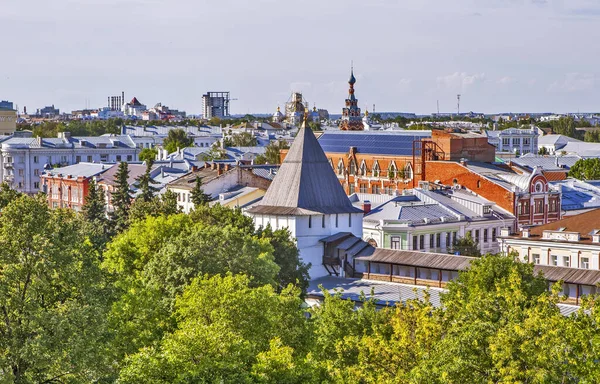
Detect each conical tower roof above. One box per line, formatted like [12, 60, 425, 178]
[248, 119, 362, 216]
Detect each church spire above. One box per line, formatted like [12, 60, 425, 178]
[339, 64, 364, 131]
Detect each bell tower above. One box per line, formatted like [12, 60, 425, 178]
[339, 65, 364, 131]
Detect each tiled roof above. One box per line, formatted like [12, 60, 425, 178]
[318, 130, 431, 156]
[167, 167, 225, 190]
[514, 208, 600, 244]
[248, 122, 363, 216]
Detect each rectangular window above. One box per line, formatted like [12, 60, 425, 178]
[348, 214, 352, 227]
[33, 182, 39, 189]
[34, 169, 39, 176]
[359, 184, 368, 193]
[429, 234, 434, 249]
[446, 232, 451, 248]
[551, 255, 558, 266]
[502, 138, 510, 146]
[452, 232, 457, 245]
[116, 155, 122, 162]
[436, 233, 441, 248]
[100, 154, 108, 162]
[127, 155, 133, 161]
[391, 236, 400, 250]
[492, 228, 497, 241]
[322, 215, 325, 228]
[87, 155, 93, 162]
[532, 253, 540, 264]
[475, 230, 480, 243]
[335, 214, 338, 228]
[33, 156, 39, 163]
[581, 257, 590, 269]
[563, 256, 570, 267]
[412, 235, 418, 250]
[349, 184, 355, 194]
[523, 137, 530, 145]
[419, 235, 424, 250]
[483, 206, 491, 215]
[18, 169, 23, 176]
[308, 216, 312, 228]
[372, 184, 380, 194]
[483, 229, 488, 242]
[75, 155, 81, 163]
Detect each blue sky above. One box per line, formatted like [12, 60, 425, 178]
[1, 0, 600, 115]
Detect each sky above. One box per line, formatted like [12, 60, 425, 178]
[1, 0, 600, 115]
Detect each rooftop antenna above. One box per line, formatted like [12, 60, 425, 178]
[373, 103, 375, 113]
[457, 94, 461, 115]
[437, 99, 440, 115]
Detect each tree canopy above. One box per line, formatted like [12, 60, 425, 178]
[163, 128, 194, 154]
[568, 158, 600, 180]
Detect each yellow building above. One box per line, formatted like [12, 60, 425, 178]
[0, 108, 17, 135]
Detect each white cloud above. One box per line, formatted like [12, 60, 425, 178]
[548, 72, 596, 92]
[497, 76, 515, 85]
[436, 72, 486, 91]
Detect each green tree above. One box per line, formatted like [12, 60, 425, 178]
[538, 146, 549, 155]
[136, 161, 159, 203]
[128, 190, 181, 223]
[82, 179, 109, 247]
[110, 162, 133, 233]
[449, 231, 481, 256]
[552, 116, 577, 138]
[0, 182, 21, 210]
[568, 158, 600, 180]
[190, 176, 212, 207]
[163, 129, 193, 154]
[0, 195, 112, 382]
[228, 132, 257, 147]
[139, 147, 158, 163]
[118, 274, 309, 384]
[254, 140, 290, 165]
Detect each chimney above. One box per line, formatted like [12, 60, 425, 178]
[211, 162, 217, 170]
[522, 227, 530, 238]
[225, 163, 231, 171]
[363, 200, 371, 214]
[217, 164, 223, 176]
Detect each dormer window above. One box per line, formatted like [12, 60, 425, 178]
[372, 161, 380, 177]
[360, 161, 367, 176]
[349, 160, 357, 175]
[388, 162, 397, 179]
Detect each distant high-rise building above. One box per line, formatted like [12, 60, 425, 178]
[108, 92, 125, 111]
[339, 67, 364, 131]
[284, 92, 307, 125]
[202, 92, 230, 119]
[0, 100, 14, 110]
[36, 105, 60, 117]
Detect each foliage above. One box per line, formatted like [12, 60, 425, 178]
[110, 162, 133, 233]
[254, 140, 290, 165]
[308, 121, 321, 131]
[190, 176, 213, 207]
[128, 190, 181, 223]
[81, 179, 109, 247]
[0, 195, 112, 382]
[224, 132, 258, 147]
[139, 147, 158, 163]
[538, 146, 549, 155]
[449, 231, 481, 256]
[551, 116, 577, 138]
[135, 161, 159, 202]
[0, 182, 21, 210]
[569, 158, 600, 180]
[584, 129, 600, 143]
[202, 143, 227, 160]
[118, 274, 309, 383]
[163, 128, 194, 154]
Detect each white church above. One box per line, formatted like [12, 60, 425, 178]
[246, 117, 371, 278]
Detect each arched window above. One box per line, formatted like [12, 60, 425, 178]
[337, 159, 344, 175]
[360, 161, 367, 176]
[349, 160, 357, 175]
[477, 180, 482, 188]
[404, 163, 413, 180]
[372, 161, 380, 177]
[388, 162, 397, 179]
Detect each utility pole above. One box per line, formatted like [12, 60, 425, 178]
[457, 94, 461, 116]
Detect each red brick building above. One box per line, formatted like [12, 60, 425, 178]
[41, 163, 109, 211]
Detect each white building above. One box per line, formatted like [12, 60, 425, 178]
[485, 126, 539, 155]
[356, 186, 514, 255]
[538, 134, 581, 155]
[0, 131, 147, 194]
[246, 119, 364, 278]
[122, 97, 147, 117]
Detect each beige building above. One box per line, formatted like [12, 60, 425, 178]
[0, 108, 17, 135]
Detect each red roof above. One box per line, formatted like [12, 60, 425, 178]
[130, 97, 142, 106]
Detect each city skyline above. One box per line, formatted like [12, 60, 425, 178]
[2, 0, 600, 115]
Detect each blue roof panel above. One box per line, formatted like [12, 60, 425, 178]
[318, 131, 431, 156]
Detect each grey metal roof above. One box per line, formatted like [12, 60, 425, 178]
[307, 276, 581, 316]
[307, 276, 444, 307]
[318, 130, 431, 156]
[511, 155, 580, 171]
[356, 249, 476, 271]
[247, 123, 363, 216]
[43, 162, 110, 178]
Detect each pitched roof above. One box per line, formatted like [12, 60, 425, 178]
[318, 130, 431, 156]
[520, 207, 600, 244]
[247, 121, 363, 215]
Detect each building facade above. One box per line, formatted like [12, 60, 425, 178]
[41, 163, 109, 211]
[485, 127, 539, 155]
[0, 107, 17, 135]
[202, 92, 230, 119]
[0, 132, 142, 194]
